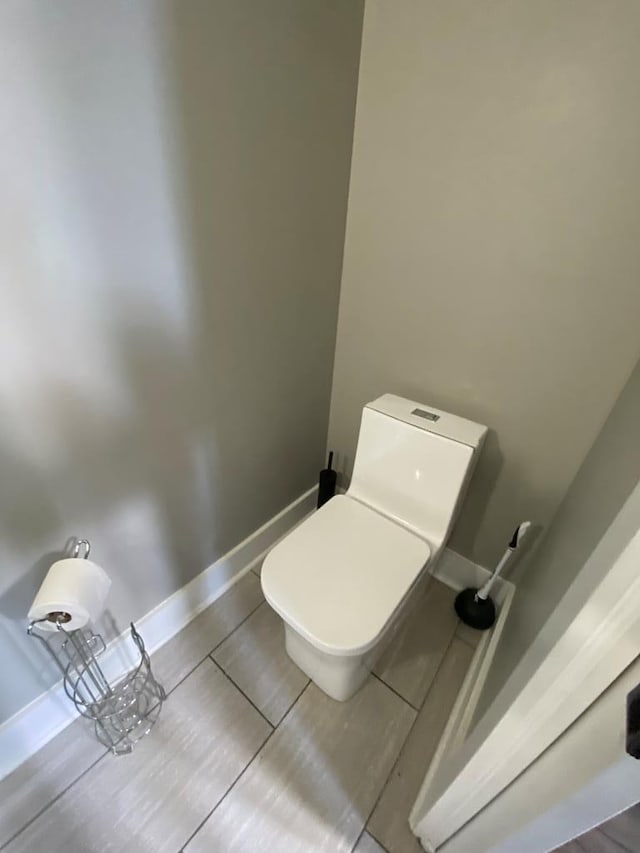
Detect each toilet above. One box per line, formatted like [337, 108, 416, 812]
[261, 394, 487, 701]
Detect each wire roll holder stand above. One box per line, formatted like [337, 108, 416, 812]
[27, 538, 166, 755]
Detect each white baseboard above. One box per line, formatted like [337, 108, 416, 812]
[431, 547, 492, 591]
[429, 548, 516, 754]
[410, 552, 516, 845]
[0, 485, 318, 782]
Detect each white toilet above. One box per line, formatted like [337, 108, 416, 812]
[261, 394, 487, 701]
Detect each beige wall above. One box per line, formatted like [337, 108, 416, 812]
[0, 0, 363, 724]
[328, 0, 640, 567]
[475, 355, 640, 721]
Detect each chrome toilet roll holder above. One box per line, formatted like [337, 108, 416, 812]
[27, 538, 166, 755]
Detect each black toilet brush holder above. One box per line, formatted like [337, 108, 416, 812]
[455, 521, 532, 631]
[454, 588, 497, 630]
[317, 451, 337, 509]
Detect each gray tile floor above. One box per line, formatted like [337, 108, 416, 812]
[0, 565, 479, 853]
[554, 803, 640, 852]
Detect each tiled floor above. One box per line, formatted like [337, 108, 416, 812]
[554, 803, 640, 852]
[0, 565, 479, 853]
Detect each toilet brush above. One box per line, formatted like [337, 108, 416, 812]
[454, 521, 532, 630]
[317, 451, 337, 509]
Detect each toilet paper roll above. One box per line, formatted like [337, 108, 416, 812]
[28, 558, 112, 632]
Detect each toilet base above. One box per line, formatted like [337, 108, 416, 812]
[280, 564, 435, 702]
[284, 625, 372, 701]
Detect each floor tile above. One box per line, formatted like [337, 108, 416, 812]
[368, 638, 474, 853]
[186, 677, 416, 853]
[556, 829, 631, 852]
[374, 579, 459, 708]
[354, 831, 388, 853]
[213, 602, 308, 725]
[552, 802, 640, 852]
[454, 619, 483, 649]
[580, 830, 631, 852]
[151, 571, 264, 692]
[4, 659, 271, 853]
[0, 716, 105, 848]
[598, 804, 640, 851]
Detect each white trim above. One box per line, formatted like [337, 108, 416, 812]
[0, 486, 318, 782]
[441, 655, 640, 852]
[449, 581, 514, 750]
[412, 478, 640, 851]
[410, 554, 516, 841]
[431, 547, 493, 592]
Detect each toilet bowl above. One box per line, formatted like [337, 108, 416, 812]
[261, 394, 487, 701]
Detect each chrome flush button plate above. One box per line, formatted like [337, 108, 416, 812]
[412, 408, 440, 422]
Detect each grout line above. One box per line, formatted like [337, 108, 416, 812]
[5, 649, 266, 853]
[417, 624, 461, 713]
[211, 657, 275, 730]
[180, 679, 313, 851]
[454, 621, 482, 650]
[162, 598, 266, 699]
[370, 672, 420, 713]
[351, 827, 392, 853]
[180, 728, 277, 851]
[416, 631, 458, 713]
[366, 829, 392, 853]
[0, 745, 108, 851]
[6, 650, 272, 853]
[3, 652, 222, 851]
[455, 635, 481, 651]
[359, 633, 459, 850]
[351, 829, 366, 852]
[2, 593, 268, 851]
[278, 678, 312, 726]
[209, 599, 266, 657]
[350, 824, 391, 853]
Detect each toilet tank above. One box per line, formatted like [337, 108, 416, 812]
[347, 395, 487, 550]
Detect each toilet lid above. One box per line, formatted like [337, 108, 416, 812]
[261, 495, 431, 656]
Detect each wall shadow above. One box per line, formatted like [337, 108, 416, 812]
[0, 1, 367, 845]
[0, 1, 370, 846]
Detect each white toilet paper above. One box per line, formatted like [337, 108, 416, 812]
[28, 558, 112, 632]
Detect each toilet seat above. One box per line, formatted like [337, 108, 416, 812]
[261, 495, 431, 657]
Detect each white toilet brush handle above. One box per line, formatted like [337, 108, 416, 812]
[476, 548, 511, 601]
[476, 521, 532, 601]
